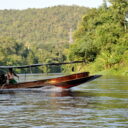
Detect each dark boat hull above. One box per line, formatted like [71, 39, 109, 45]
[54, 75, 101, 89]
[0, 72, 101, 89]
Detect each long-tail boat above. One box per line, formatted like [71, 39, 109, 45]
[0, 61, 101, 90]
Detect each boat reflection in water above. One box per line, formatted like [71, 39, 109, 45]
[0, 86, 90, 111]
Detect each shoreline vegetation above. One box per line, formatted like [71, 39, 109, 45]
[66, 0, 128, 76]
[0, 6, 89, 73]
[0, 1, 128, 76]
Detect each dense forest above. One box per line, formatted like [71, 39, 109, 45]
[0, 6, 89, 72]
[0, 1, 128, 75]
[66, 0, 128, 75]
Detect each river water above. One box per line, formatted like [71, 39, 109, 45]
[0, 74, 128, 128]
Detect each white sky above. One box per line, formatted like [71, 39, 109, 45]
[0, 0, 104, 10]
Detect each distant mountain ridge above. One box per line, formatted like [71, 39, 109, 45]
[0, 5, 89, 46]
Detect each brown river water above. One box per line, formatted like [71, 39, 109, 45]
[0, 74, 128, 128]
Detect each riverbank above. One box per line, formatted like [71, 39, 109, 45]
[87, 66, 128, 76]
[75, 63, 128, 76]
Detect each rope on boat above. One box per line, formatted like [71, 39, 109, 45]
[0, 60, 85, 69]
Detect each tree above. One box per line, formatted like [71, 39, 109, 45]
[66, 0, 128, 74]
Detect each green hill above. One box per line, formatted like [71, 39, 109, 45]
[0, 6, 89, 45]
[0, 6, 89, 72]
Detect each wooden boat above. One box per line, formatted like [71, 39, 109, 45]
[0, 72, 101, 90]
[0, 61, 101, 90]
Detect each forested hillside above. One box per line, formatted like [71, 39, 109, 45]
[1, 1, 127, 75]
[0, 6, 89, 72]
[0, 6, 88, 44]
[67, 0, 128, 75]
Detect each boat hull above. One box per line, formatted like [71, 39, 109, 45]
[0, 72, 101, 89]
[53, 75, 101, 89]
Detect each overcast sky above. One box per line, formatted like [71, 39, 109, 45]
[0, 0, 104, 10]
